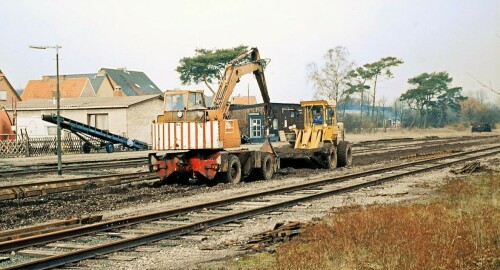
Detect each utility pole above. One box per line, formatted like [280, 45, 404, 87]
[30, 45, 63, 175]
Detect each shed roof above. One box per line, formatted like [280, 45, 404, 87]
[230, 102, 301, 110]
[9, 94, 163, 111]
[232, 96, 257, 105]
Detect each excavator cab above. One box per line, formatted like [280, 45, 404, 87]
[164, 90, 206, 111]
[157, 90, 207, 123]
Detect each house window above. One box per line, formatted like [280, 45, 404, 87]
[272, 119, 278, 130]
[0, 90, 6, 101]
[88, 114, 109, 131]
[250, 118, 262, 138]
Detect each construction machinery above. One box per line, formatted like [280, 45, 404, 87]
[149, 47, 278, 183]
[276, 99, 352, 169]
[42, 114, 148, 153]
[471, 122, 492, 133]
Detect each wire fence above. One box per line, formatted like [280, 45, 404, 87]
[0, 134, 85, 158]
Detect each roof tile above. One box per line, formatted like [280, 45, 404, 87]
[22, 78, 90, 100]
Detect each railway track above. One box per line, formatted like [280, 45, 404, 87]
[0, 158, 148, 178]
[0, 172, 156, 201]
[1, 135, 494, 179]
[0, 136, 488, 202]
[352, 135, 497, 154]
[353, 134, 497, 146]
[1, 144, 498, 269]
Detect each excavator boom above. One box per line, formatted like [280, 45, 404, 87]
[210, 47, 270, 118]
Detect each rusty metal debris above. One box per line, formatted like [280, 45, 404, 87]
[451, 161, 484, 174]
[245, 221, 306, 250]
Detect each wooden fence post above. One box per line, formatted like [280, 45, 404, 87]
[25, 137, 30, 157]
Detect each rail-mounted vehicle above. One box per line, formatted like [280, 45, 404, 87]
[148, 48, 352, 184]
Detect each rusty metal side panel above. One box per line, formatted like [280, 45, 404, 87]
[151, 121, 222, 150]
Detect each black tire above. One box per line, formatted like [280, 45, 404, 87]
[337, 141, 352, 167]
[221, 154, 242, 184]
[105, 142, 115, 153]
[323, 149, 337, 169]
[257, 152, 274, 180]
[82, 142, 91, 153]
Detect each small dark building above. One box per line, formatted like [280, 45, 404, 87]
[229, 103, 303, 142]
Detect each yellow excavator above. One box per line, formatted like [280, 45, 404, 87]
[149, 48, 277, 183]
[277, 99, 352, 169]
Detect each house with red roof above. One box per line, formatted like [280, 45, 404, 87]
[21, 76, 95, 100]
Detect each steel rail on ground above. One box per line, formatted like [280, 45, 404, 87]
[0, 158, 147, 178]
[0, 171, 156, 201]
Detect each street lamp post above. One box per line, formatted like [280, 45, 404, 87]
[30, 45, 63, 176]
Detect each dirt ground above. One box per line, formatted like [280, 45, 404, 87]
[0, 128, 498, 269]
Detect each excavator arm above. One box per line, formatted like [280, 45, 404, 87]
[210, 47, 270, 118]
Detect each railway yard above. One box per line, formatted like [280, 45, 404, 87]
[0, 129, 498, 269]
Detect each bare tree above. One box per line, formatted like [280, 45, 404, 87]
[475, 89, 487, 104]
[307, 46, 354, 103]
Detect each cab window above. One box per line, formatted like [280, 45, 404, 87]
[188, 92, 205, 108]
[326, 107, 334, 124]
[312, 106, 323, 125]
[165, 93, 186, 111]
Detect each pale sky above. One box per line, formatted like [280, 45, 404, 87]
[1, 0, 498, 104]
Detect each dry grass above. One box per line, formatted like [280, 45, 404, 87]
[268, 173, 499, 270]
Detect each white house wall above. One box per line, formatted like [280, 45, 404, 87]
[126, 98, 164, 144]
[16, 116, 54, 137]
[13, 97, 163, 145]
[15, 109, 127, 138]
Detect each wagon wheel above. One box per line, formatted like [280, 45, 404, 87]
[221, 154, 242, 184]
[105, 142, 115, 153]
[257, 152, 275, 180]
[82, 142, 91, 153]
